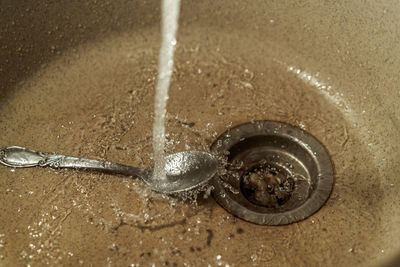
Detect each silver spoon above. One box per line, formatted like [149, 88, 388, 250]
[0, 146, 218, 194]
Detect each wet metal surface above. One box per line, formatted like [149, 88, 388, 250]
[0, 146, 218, 194]
[211, 121, 334, 225]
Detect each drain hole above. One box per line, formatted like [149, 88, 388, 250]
[241, 163, 295, 208]
[211, 120, 334, 225]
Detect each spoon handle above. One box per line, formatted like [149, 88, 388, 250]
[0, 146, 146, 178]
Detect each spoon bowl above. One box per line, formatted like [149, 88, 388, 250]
[143, 151, 219, 193]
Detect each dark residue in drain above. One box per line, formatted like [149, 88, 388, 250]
[241, 166, 295, 208]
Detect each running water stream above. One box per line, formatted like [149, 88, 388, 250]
[152, 0, 181, 181]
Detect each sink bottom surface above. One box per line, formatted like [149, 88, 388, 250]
[0, 26, 397, 266]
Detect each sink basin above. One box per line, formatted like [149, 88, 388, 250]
[0, 1, 399, 266]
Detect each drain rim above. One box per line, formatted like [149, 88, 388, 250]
[211, 120, 334, 225]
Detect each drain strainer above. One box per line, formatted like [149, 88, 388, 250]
[211, 121, 334, 225]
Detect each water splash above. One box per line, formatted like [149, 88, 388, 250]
[152, 0, 181, 181]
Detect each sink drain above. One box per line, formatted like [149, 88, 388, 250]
[211, 121, 334, 225]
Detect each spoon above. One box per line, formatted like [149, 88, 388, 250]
[0, 146, 219, 194]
